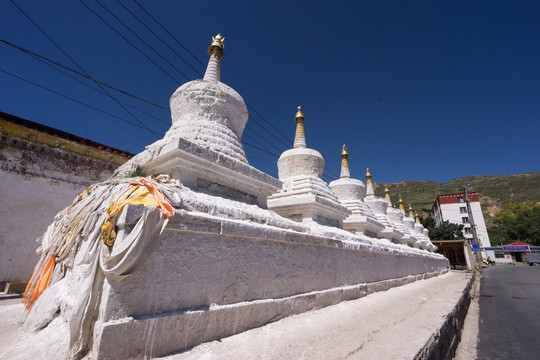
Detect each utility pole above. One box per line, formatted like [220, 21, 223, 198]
[463, 185, 483, 260]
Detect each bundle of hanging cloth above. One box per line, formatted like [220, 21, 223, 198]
[22, 175, 180, 358]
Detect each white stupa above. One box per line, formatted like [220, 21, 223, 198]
[329, 145, 385, 238]
[267, 108, 350, 228]
[384, 187, 415, 246]
[413, 211, 437, 251]
[114, 34, 280, 207]
[401, 204, 422, 247]
[363, 169, 404, 243]
[412, 211, 427, 249]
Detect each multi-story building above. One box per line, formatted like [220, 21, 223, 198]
[430, 191, 494, 260]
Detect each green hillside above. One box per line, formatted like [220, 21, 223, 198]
[373, 171, 540, 228]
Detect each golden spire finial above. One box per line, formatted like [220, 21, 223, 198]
[204, 34, 225, 82]
[207, 33, 225, 59]
[398, 195, 405, 211]
[293, 106, 306, 148]
[365, 168, 372, 185]
[340, 144, 350, 178]
[408, 204, 414, 218]
[415, 211, 420, 223]
[341, 144, 349, 158]
[384, 186, 391, 205]
[295, 106, 305, 123]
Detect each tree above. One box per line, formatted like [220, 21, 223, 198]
[489, 201, 540, 245]
[421, 217, 464, 240]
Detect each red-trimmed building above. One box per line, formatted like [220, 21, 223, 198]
[430, 192, 494, 260]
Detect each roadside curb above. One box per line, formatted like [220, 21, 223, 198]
[415, 271, 477, 360]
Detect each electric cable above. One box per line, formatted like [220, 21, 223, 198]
[116, 0, 204, 77]
[133, 0, 206, 67]
[10, 0, 160, 139]
[0, 67, 162, 135]
[243, 125, 284, 154]
[242, 133, 280, 158]
[8, 2, 340, 179]
[0, 37, 168, 110]
[125, 4, 293, 150]
[104, 1, 294, 155]
[93, 0, 191, 81]
[27, 52, 170, 126]
[1, 39, 283, 159]
[81, 1, 289, 158]
[78, 0, 180, 85]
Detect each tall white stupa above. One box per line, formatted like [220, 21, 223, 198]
[114, 34, 280, 207]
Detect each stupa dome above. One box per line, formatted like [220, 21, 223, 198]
[166, 34, 248, 163]
[276, 106, 324, 179]
[329, 145, 366, 200]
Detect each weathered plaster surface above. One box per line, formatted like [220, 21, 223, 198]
[0, 172, 82, 282]
[89, 195, 448, 359]
[0, 137, 125, 283]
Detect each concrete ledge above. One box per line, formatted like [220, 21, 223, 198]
[414, 271, 476, 360]
[157, 271, 473, 360]
[94, 271, 445, 359]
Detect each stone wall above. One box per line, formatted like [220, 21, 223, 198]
[0, 112, 132, 284]
[90, 203, 448, 359]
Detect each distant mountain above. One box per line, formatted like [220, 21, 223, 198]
[373, 171, 540, 228]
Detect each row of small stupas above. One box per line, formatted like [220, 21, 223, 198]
[267, 106, 435, 251]
[117, 33, 436, 253]
[12, 34, 444, 360]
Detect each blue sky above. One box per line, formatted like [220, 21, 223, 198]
[1, 0, 539, 183]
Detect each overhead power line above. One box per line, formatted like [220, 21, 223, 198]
[133, 0, 206, 67]
[80, 0, 290, 159]
[10, 0, 159, 139]
[116, 0, 204, 77]
[0, 37, 168, 111]
[27, 52, 169, 126]
[0, 67, 162, 136]
[1, 37, 281, 159]
[93, 0, 191, 81]
[78, 0, 181, 85]
[8, 1, 340, 180]
[126, 1, 292, 151]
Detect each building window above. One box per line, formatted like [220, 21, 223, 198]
[495, 251, 505, 258]
[464, 227, 471, 234]
[462, 217, 469, 223]
[460, 207, 467, 213]
[458, 196, 465, 203]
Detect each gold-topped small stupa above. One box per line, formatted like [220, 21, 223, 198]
[415, 211, 420, 223]
[408, 204, 414, 218]
[384, 186, 391, 204]
[398, 195, 405, 211]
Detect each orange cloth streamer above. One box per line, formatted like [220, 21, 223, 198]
[130, 178, 175, 218]
[23, 255, 56, 311]
[23, 178, 175, 312]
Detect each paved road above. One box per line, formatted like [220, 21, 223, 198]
[478, 265, 540, 360]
